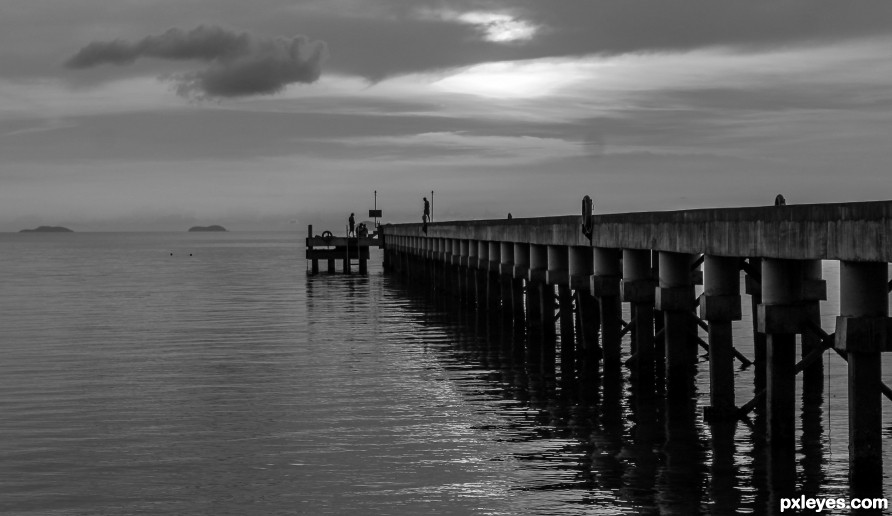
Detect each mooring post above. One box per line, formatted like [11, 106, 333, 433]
[657, 252, 698, 398]
[623, 249, 656, 393]
[592, 247, 623, 366]
[700, 255, 742, 419]
[835, 260, 889, 493]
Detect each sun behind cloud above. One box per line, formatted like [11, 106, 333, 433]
[456, 12, 538, 43]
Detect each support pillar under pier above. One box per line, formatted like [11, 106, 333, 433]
[511, 278, 525, 327]
[658, 251, 697, 399]
[575, 289, 601, 402]
[800, 261, 824, 388]
[539, 283, 557, 368]
[529, 244, 552, 342]
[558, 284, 576, 385]
[746, 258, 767, 393]
[836, 261, 889, 494]
[758, 258, 806, 493]
[700, 255, 742, 419]
[592, 248, 622, 367]
[623, 249, 656, 395]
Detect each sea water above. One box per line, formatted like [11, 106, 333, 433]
[0, 231, 890, 515]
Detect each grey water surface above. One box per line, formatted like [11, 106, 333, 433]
[1, 232, 890, 515]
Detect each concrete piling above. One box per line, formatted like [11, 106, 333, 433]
[622, 249, 656, 393]
[836, 260, 889, 493]
[658, 251, 697, 398]
[592, 247, 623, 366]
[700, 255, 742, 419]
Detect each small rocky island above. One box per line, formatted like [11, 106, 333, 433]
[188, 225, 227, 232]
[20, 226, 73, 233]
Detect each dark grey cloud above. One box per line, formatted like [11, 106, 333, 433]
[65, 25, 327, 97]
[261, 0, 892, 80]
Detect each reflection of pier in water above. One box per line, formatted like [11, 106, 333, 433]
[382, 200, 892, 512]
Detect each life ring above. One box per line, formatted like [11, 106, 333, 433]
[321, 230, 333, 241]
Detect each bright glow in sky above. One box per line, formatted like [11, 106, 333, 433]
[456, 12, 538, 43]
[431, 59, 599, 98]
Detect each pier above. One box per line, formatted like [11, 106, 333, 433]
[306, 224, 382, 274]
[380, 199, 892, 498]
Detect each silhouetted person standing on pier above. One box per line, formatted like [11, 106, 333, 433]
[422, 197, 430, 233]
[348, 213, 355, 237]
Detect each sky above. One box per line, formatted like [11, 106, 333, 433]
[2, 1, 892, 231]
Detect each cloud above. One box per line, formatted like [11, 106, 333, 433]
[65, 25, 327, 98]
[419, 10, 538, 43]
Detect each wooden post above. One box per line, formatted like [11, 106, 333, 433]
[307, 225, 319, 275]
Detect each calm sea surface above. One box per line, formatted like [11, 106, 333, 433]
[1, 231, 890, 515]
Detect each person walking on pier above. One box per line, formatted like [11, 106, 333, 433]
[422, 197, 430, 233]
[348, 213, 355, 237]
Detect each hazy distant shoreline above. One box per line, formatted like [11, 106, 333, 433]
[19, 226, 73, 233]
[188, 225, 227, 232]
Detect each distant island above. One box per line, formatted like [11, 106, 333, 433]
[19, 226, 73, 233]
[188, 225, 227, 232]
